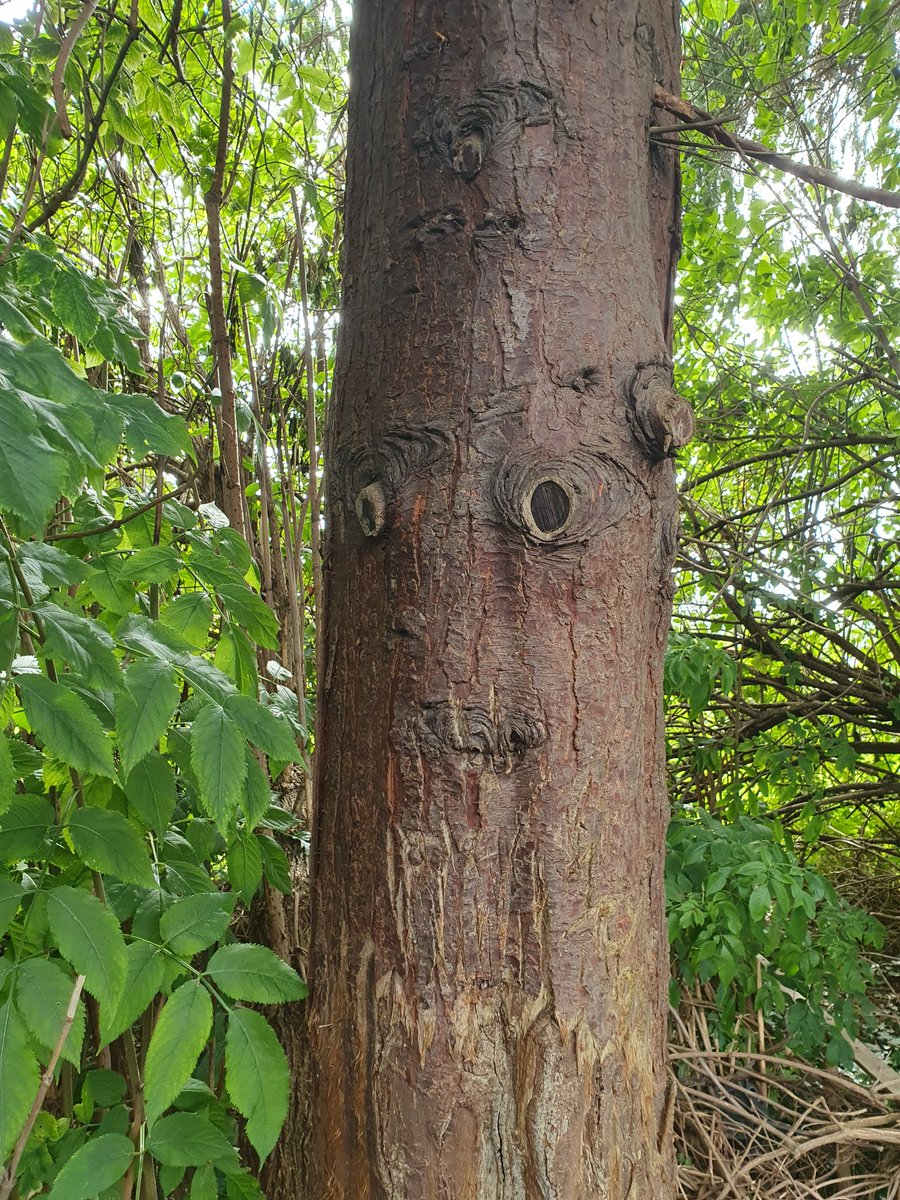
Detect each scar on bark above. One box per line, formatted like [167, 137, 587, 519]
[493, 446, 638, 545]
[628, 363, 693, 459]
[424, 81, 557, 180]
[337, 425, 451, 538]
[418, 701, 547, 765]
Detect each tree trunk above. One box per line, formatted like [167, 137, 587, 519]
[308, 2, 689, 1197]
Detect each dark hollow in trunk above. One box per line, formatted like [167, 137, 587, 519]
[309, 2, 686, 1196]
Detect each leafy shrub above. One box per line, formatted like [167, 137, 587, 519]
[666, 809, 884, 1066]
[0, 264, 307, 1197]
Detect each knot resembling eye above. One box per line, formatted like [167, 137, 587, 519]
[494, 448, 634, 546]
[527, 478, 572, 536]
[355, 482, 386, 538]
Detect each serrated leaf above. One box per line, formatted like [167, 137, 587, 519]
[68, 807, 155, 887]
[47, 1133, 134, 1200]
[160, 592, 213, 648]
[191, 1164, 217, 1200]
[749, 883, 771, 921]
[115, 614, 192, 660]
[108, 393, 192, 458]
[144, 980, 213, 1125]
[16, 957, 85, 1066]
[34, 603, 119, 689]
[126, 546, 181, 586]
[123, 751, 176, 835]
[84, 1068, 127, 1107]
[160, 892, 236, 957]
[18, 674, 115, 778]
[242, 751, 271, 828]
[259, 836, 292, 894]
[116, 660, 179, 775]
[0, 1000, 39, 1160]
[191, 703, 247, 832]
[206, 944, 307, 1003]
[18, 542, 87, 592]
[100, 940, 165, 1046]
[0, 794, 54, 861]
[0, 734, 16, 818]
[0, 876, 23, 936]
[225, 1170, 265, 1200]
[47, 886, 126, 1010]
[214, 624, 258, 696]
[84, 558, 136, 615]
[5, 736, 43, 777]
[224, 694, 301, 762]
[0, 387, 68, 531]
[215, 584, 279, 649]
[146, 1112, 237, 1168]
[225, 1007, 289, 1163]
[226, 831, 262, 904]
[51, 269, 100, 344]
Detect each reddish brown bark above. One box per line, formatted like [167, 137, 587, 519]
[309, 3, 687, 1197]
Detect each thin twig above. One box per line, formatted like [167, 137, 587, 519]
[51, 0, 101, 139]
[653, 85, 900, 209]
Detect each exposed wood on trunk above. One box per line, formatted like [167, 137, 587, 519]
[309, 3, 686, 1196]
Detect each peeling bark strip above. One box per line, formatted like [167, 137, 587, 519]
[309, 3, 685, 1198]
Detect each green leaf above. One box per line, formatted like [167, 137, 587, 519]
[226, 830, 262, 904]
[35, 603, 120, 689]
[215, 623, 258, 696]
[0, 735, 12, 818]
[160, 592, 213, 648]
[0, 876, 23, 936]
[18, 674, 115, 778]
[116, 659, 179, 775]
[225, 1007, 289, 1163]
[749, 883, 771, 922]
[0, 387, 68, 531]
[126, 546, 181, 586]
[0, 1000, 39, 1161]
[146, 1112, 237, 1168]
[47, 886, 126, 1010]
[47, 1133, 134, 1200]
[116, 618, 234, 701]
[215, 584, 279, 649]
[123, 751, 176, 835]
[206, 944, 307, 1003]
[108, 393, 193, 458]
[16, 957, 85, 1066]
[160, 892, 236, 957]
[100, 940, 165, 1046]
[225, 1169, 265, 1200]
[84, 558, 135, 615]
[224, 694, 301, 762]
[144, 980, 213, 1125]
[242, 750, 271, 828]
[0, 794, 54, 861]
[5, 736, 43, 777]
[191, 703, 247, 832]
[191, 1164, 218, 1200]
[51, 269, 100, 344]
[84, 1068, 127, 1107]
[18, 542, 87, 592]
[68, 807, 155, 888]
[259, 836, 291, 894]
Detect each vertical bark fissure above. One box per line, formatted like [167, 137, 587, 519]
[310, 2, 687, 1197]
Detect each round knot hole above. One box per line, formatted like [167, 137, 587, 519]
[529, 478, 571, 535]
